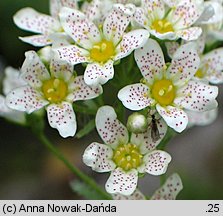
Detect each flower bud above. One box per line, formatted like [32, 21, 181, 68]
[127, 112, 148, 134]
[38, 46, 52, 64]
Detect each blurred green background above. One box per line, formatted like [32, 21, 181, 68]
[0, 0, 223, 200]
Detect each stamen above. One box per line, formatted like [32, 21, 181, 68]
[90, 39, 115, 63]
[152, 79, 176, 106]
[151, 19, 174, 34]
[113, 143, 143, 171]
[159, 89, 165, 96]
[42, 78, 68, 103]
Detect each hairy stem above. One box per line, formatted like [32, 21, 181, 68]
[158, 128, 177, 185]
[38, 133, 112, 200]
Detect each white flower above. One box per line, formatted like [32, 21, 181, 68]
[6, 51, 102, 138]
[0, 67, 26, 125]
[202, 0, 223, 40]
[81, 0, 141, 24]
[53, 4, 149, 86]
[196, 0, 223, 25]
[83, 106, 170, 196]
[112, 173, 183, 200]
[134, 0, 204, 41]
[13, 0, 78, 46]
[166, 34, 223, 85]
[118, 39, 218, 132]
[197, 47, 223, 84]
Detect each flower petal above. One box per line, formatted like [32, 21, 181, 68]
[50, 0, 78, 18]
[167, 42, 200, 84]
[13, 7, 60, 34]
[165, 42, 180, 59]
[6, 86, 48, 114]
[103, 4, 135, 45]
[0, 95, 10, 113]
[82, 0, 102, 22]
[50, 32, 72, 47]
[206, 71, 223, 85]
[168, 0, 203, 29]
[195, 33, 206, 55]
[53, 45, 89, 65]
[202, 48, 223, 74]
[114, 29, 149, 61]
[50, 58, 73, 82]
[20, 51, 50, 88]
[112, 189, 146, 200]
[156, 104, 188, 133]
[175, 81, 218, 112]
[176, 27, 202, 41]
[83, 142, 116, 172]
[163, 0, 179, 7]
[50, 0, 61, 18]
[134, 39, 165, 84]
[0, 95, 26, 125]
[47, 102, 76, 138]
[67, 75, 102, 101]
[59, 7, 101, 49]
[3, 67, 26, 95]
[60, 0, 78, 8]
[134, 7, 150, 29]
[84, 60, 114, 86]
[186, 108, 218, 127]
[96, 106, 129, 147]
[105, 168, 138, 196]
[19, 35, 52, 47]
[199, 1, 223, 24]
[118, 84, 154, 111]
[151, 173, 183, 200]
[150, 30, 177, 41]
[142, 0, 165, 19]
[141, 150, 171, 175]
[131, 117, 167, 154]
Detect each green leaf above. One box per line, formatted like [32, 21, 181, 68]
[76, 119, 95, 139]
[70, 180, 108, 200]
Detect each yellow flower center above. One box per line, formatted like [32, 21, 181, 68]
[151, 79, 176, 106]
[42, 78, 68, 103]
[90, 40, 115, 63]
[195, 68, 206, 79]
[113, 143, 143, 171]
[151, 19, 174, 34]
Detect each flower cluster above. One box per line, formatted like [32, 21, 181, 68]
[1, 0, 223, 199]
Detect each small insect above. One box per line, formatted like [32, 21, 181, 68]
[150, 114, 160, 142]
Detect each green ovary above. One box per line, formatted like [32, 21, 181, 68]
[151, 19, 174, 34]
[151, 79, 176, 106]
[113, 143, 143, 171]
[90, 40, 115, 63]
[42, 78, 68, 103]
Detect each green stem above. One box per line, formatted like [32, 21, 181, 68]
[160, 173, 166, 186]
[158, 127, 176, 150]
[38, 133, 112, 200]
[158, 128, 177, 186]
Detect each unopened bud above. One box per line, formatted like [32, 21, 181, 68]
[127, 112, 148, 134]
[38, 46, 52, 64]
